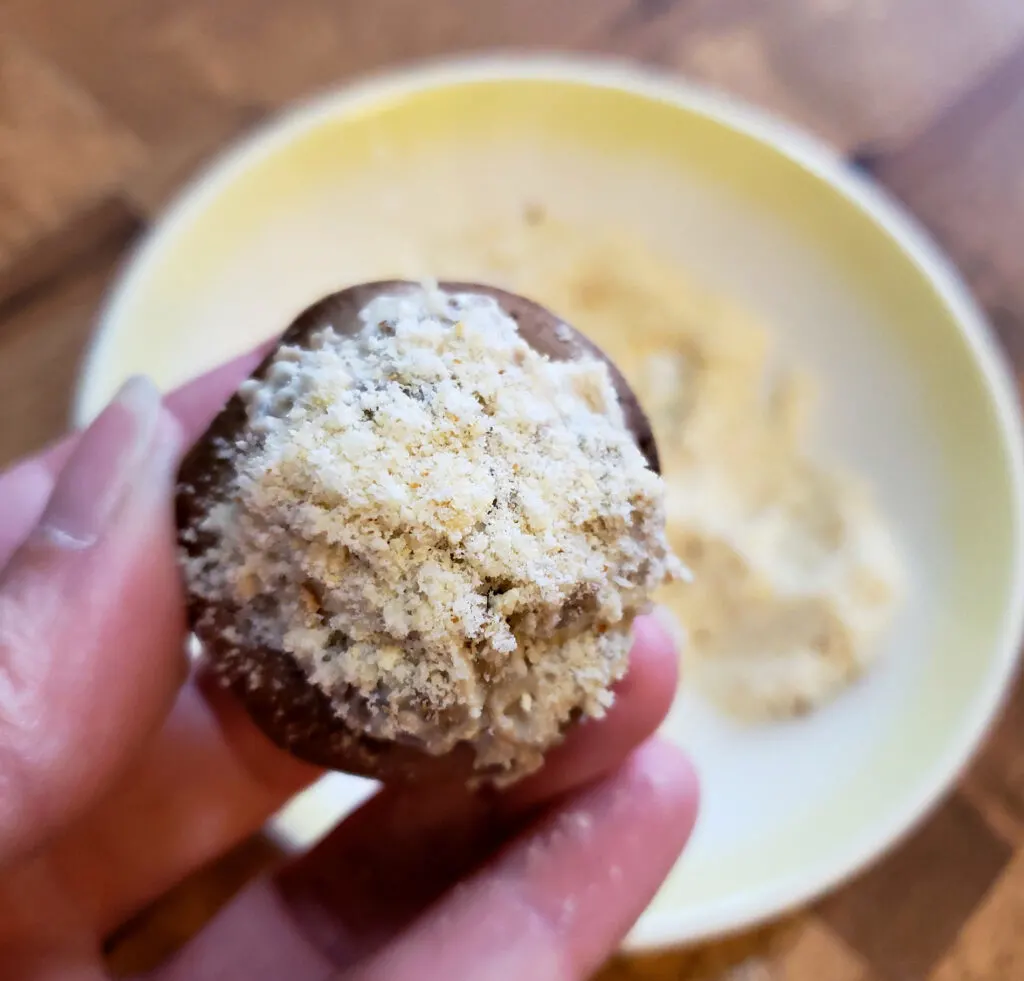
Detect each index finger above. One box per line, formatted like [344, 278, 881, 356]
[44, 340, 277, 479]
[0, 341, 277, 568]
[155, 739, 699, 981]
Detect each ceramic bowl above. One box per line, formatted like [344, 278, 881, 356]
[75, 56, 1024, 950]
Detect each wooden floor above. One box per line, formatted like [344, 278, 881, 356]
[2, 1, 1024, 978]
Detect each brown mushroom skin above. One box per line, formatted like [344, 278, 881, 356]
[176, 281, 659, 782]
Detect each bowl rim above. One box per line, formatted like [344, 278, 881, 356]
[75, 53, 1024, 951]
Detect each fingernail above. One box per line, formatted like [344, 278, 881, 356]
[39, 377, 165, 549]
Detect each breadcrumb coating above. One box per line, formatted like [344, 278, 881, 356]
[184, 286, 679, 779]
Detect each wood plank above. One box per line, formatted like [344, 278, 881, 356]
[775, 919, 871, 981]
[612, 0, 1024, 153]
[597, 919, 798, 979]
[863, 41, 1024, 371]
[0, 196, 140, 312]
[0, 0, 229, 150]
[819, 794, 1012, 981]
[0, 33, 141, 300]
[122, 105, 266, 217]
[0, 0, 634, 134]
[960, 674, 1024, 847]
[599, 917, 872, 979]
[929, 848, 1024, 981]
[0, 231, 136, 466]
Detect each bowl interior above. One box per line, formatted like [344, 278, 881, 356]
[77, 61, 1024, 947]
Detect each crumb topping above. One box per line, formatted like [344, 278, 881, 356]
[185, 285, 679, 778]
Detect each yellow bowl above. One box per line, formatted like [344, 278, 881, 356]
[75, 56, 1024, 949]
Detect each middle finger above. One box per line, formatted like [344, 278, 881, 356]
[273, 616, 679, 961]
[53, 615, 677, 937]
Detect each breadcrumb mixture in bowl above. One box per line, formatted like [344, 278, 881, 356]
[180, 283, 680, 781]
[467, 223, 907, 720]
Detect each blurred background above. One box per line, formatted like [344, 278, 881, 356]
[5, 0, 1024, 458]
[1, 1, 1023, 979]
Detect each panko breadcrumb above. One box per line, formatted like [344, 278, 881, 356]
[183, 285, 679, 779]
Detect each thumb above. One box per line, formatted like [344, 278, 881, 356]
[0, 377, 187, 862]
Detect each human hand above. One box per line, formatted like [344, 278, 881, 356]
[0, 349, 699, 980]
